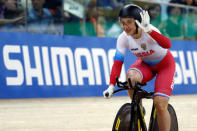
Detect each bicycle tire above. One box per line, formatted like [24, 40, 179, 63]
[112, 103, 139, 131]
[168, 104, 179, 131]
[153, 104, 178, 131]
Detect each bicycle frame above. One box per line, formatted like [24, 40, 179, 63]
[114, 78, 158, 131]
[130, 86, 147, 131]
[112, 78, 178, 131]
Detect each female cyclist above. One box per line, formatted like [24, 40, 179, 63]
[103, 4, 175, 131]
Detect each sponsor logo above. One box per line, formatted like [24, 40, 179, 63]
[133, 49, 155, 57]
[2, 46, 197, 87]
[2, 45, 126, 86]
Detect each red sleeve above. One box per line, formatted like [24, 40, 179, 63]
[149, 30, 171, 48]
[110, 60, 123, 85]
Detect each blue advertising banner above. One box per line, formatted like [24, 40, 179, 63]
[0, 32, 197, 98]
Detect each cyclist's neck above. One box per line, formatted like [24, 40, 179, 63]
[132, 28, 142, 39]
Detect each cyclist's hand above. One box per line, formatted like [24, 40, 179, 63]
[103, 85, 115, 99]
[135, 10, 152, 33]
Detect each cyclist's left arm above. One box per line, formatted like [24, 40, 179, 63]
[135, 10, 171, 49]
[149, 27, 172, 49]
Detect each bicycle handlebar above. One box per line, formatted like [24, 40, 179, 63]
[113, 77, 147, 95]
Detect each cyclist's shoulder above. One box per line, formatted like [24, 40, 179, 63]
[118, 31, 127, 39]
[117, 31, 129, 45]
[150, 24, 161, 34]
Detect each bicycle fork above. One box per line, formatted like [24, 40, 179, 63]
[129, 87, 147, 131]
[129, 103, 147, 131]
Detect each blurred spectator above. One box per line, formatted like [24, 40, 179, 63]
[148, 4, 162, 27]
[64, 0, 106, 37]
[159, 3, 184, 40]
[184, 0, 194, 5]
[47, 1, 64, 23]
[84, 6, 105, 37]
[46, 0, 65, 35]
[64, 13, 83, 36]
[176, 0, 194, 5]
[185, 10, 197, 40]
[27, 0, 56, 34]
[106, 21, 122, 37]
[194, 0, 197, 6]
[97, 0, 124, 9]
[0, 0, 25, 32]
[183, 7, 197, 40]
[170, 0, 197, 40]
[63, 0, 85, 36]
[44, 0, 65, 23]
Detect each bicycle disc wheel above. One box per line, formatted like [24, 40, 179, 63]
[168, 104, 178, 131]
[153, 104, 178, 131]
[112, 103, 139, 131]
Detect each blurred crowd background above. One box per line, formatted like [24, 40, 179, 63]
[0, 0, 197, 40]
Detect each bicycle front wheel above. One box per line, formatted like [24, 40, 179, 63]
[112, 103, 140, 131]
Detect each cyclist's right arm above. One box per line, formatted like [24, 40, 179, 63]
[103, 32, 128, 98]
[110, 33, 128, 86]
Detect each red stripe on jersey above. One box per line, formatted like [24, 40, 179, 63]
[149, 30, 171, 48]
[110, 60, 123, 85]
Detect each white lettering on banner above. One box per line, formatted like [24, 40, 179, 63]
[171, 50, 197, 85]
[42, 47, 52, 85]
[75, 48, 95, 85]
[51, 47, 77, 86]
[3, 45, 24, 85]
[179, 51, 196, 84]
[171, 51, 183, 84]
[193, 51, 197, 79]
[3, 46, 197, 86]
[92, 48, 110, 85]
[23, 46, 44, 85]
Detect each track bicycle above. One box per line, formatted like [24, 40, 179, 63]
[108, 78, 178, 131]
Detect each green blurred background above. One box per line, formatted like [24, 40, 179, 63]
[1, 0, 197, 40]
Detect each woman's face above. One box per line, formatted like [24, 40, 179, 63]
[149, 6, 161, 19]
[171, 7, 181, 16]
[5, 0, 16, 11]
[120, 18, 136, 36]
[185, 0, 193, 5]
[31, 0, 45, 11]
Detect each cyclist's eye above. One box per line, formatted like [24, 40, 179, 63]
[127, 21, 132, 24]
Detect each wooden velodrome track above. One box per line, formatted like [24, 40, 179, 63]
[0, 95, 197, 131]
